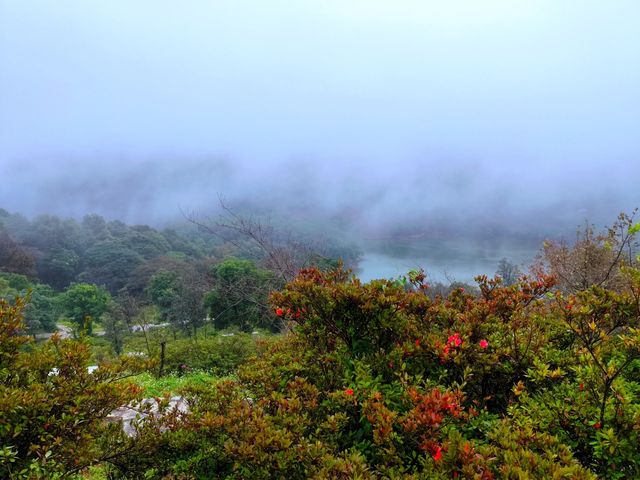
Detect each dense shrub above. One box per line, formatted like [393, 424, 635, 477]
[6, 243, 639, 478]
[102, 263, 640, 479]
[0, 297, 149, 478]
[162, 334, 259, 375]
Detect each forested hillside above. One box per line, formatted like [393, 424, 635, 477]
[0, 207, 361, 336]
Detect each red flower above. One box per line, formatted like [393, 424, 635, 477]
[593, 422, 601, 429]
[344, 388, 354, 396]
[447, 333, 462, 347]
[415, 339, 421, 347]
[479, 339, 489, 349]
[433, 445, 443, 461]
[579, 383, 584, 391]
[275, 308, 284, 317]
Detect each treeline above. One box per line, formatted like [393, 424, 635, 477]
[0, 208, 361, 337]
[0, 208, 226, 292]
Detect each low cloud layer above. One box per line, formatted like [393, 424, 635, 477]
[1, 1, 639, 242]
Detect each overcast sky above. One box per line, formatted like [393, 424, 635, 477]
[1, 1, 639, 228]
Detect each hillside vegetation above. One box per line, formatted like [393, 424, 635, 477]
[0, 211, 639, 479]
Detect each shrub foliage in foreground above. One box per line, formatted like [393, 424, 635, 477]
[109, 266, 640, 479]
[0, 297, 149, 479]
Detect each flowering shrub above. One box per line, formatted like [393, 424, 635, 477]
[7, 245, 633, 478]
[100, 263, 640, 478]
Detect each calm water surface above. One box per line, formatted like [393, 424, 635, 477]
[356, 239, 537, 284]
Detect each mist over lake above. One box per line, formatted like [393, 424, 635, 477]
[357, 237, 536, 283]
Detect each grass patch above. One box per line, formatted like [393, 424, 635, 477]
[81, 465, 108, 479]
[132, 370, 224, 397]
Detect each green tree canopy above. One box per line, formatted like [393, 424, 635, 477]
[205, 257, 276, 332]
[81, 240, 144, 293]
[59, 283, 110, 335]
[148, 269, 208, 336]
[0, 273, 58, 334]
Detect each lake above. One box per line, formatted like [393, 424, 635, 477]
[356, 238, 538, 284]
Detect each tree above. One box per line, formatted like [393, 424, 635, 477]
[22, 215, 84, 253]
[124, 255, 194, 297]
[148, 269, 208, 336]
[0, 228, 35, 277]
[204, 257, 276, 332]
[188, 199, 335, 283]
[147, 271, 180, 321]
[103, 301, 127, 355]
[80, 240, 143, 293]
[59, 283, 110, 335]
[23, 284, 58, 333]
[123, 225, 171, 260]
[81, 213, 109, 241]
[496, 258, 521, 286]
[22, 215, 84, 289]
[0, 273, 58, 334]
[36, 248, 80, 290]
[535, 211, 639, 293]
[167, 278, 207, 337]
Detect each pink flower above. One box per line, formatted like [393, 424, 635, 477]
[479, 339, 489, 349]
[447, 333, 462, 347]
[344, 388, 354, 396]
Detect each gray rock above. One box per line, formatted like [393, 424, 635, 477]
[106, 396, 189, 437]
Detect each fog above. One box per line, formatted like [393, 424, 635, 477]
[1, 1, 639, 279]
